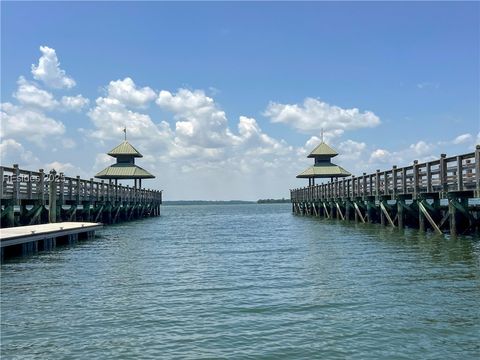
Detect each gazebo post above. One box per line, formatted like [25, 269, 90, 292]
[139, 179, 142, 189]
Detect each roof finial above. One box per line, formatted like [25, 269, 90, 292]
[321, 128, 324, 143]
[123, 126, 127, 141]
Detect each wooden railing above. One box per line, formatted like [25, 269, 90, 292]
[291, 147, 480, 202]
[0, 165, 162, 205]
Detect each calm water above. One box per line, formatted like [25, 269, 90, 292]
[1, 204, 479, 359]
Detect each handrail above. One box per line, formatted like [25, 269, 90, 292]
[1, 165, 162, 204]
[291, 146, 480, 202]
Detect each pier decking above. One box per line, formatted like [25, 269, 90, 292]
[0, 222, 102, 258]
[1, 165, 162, 228]
[291, 146, 480, 235]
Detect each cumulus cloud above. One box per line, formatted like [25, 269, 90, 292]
[0, 138, 40, 166]
[60, 95, 89, 111]
[157, 88, 236, 148]
[369, 148, 391, 163]
[337, 139, 367, 160]
[0, 102, 65, 146]
[13, 76, 58, 110]
[263, 98, 380, 135]
[107, 78, 156, 107]
[45, 161, 77, 174]
[237, 116, 290, 156]
[87, 96, 172, 149]
[61, 138, 76, 149]
[409, 140, 432, 156]
[452, 133, 472, 145]
[31, 46, 76, 89]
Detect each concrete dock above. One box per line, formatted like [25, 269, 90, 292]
[1, 222, 103, 259]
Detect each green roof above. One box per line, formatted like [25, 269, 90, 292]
[307, 142, 338, 158]
[108, 141, 143, 158]
[296, 163, 351, 179]
[95, 163, 155, 179]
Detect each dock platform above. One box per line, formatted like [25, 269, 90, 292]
[1, 222, 103, 259]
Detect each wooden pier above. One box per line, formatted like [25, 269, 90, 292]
[290, 146, 480, 235]
[0, 165, 162, 228]
[0, 222, 102, 259]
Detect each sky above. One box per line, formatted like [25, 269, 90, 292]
[1, 1, 479, 200]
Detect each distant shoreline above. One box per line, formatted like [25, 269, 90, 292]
[163, 199, 290, 205]
[163, 200, 255, 205]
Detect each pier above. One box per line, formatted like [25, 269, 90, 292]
[0, 164, 162, 228]
[291, 146, 480, 235]
[1, 222, 102, 259]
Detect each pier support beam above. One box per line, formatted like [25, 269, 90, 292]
[48, 170, 57, 223]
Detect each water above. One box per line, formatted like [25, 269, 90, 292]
[1, 204, 479, 359]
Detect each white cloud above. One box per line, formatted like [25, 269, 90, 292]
[409, 140, 432, 156]
[45, 161, 76, 173]
[93, 153, 114, 172]
[61, 138, 76, 149]
[107, 77, 156, 107]
[264, 98, 380, 135]
[0, 102, 65, 146]
[157, 88, 236, 148]
[13, 76, 58, 110]
[337, 139, 367, 161]
[60, 95, 89, 111]
[237, 116, 290, 156]
[87, 96, 172, 149]
[0, 138, 40, 166]
[369, 148, 391, 163]
[452, 133, 472, 145]
[31, 46, 76, 89]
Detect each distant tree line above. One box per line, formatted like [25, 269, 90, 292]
[163, 200, 254, 205]
[257, 198, 290, 204]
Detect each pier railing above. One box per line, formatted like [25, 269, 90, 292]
[0, 165, 162, 204]
[291, 146, 480, 202]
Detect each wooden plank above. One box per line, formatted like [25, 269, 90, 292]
[380, 202, 396, 228]
[38, 169, 45, 205]
[418, 201, 442, 235]
[457, 155, 463, 191]
[353, 202, 366, 223]
[426, 162, 433, 193]
[392, 166, 397, 197]
[476, 145, 480, 197]
[322, 202, 330, 219]
[335, 202, 345, 220]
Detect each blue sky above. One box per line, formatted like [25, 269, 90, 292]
[1, 2, 479, 200]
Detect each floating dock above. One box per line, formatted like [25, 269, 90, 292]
[291, 146, 480, 235]
[1, 222, 103, 259]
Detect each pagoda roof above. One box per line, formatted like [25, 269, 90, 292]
[307, 142, 338, 158]
[95, 163, 155, 179]
[296, 163, 351, 179]
[108, 141, 143, 158]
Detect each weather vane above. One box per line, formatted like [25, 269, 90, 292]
[123, 126, 127, 141]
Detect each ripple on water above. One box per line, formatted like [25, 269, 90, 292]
[1, 204, 480, 359]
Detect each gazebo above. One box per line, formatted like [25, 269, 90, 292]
[95, 135, 154, 189]
[297, 140, 351, 186]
